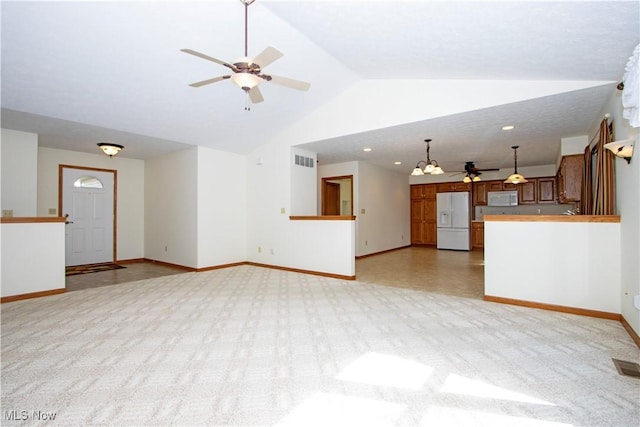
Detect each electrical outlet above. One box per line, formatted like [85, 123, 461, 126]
[164, 245, 167, 252]
[258, 246, 261, 253]
[270, 248, 275, 255]
[2, 210, 13, 217]
[361, 208, 366, 214]
[280, 207, 286, 214]
[48, 208, 57, 215]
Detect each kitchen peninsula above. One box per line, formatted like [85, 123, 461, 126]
[483, 214, 621, 318]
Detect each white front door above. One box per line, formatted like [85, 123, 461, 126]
[62, 167, 115, 266]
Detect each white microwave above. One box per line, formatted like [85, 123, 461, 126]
[487, 190, 518, 206]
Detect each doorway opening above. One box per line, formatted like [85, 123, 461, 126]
[321, 175, 353, 216]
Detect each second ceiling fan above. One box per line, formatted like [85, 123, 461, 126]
[181, 0, 310, 106]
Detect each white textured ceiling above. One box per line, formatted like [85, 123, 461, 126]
[1, 1, 639, 171]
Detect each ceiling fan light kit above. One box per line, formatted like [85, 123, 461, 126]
[504, 145, 528, 184]
[181, 0, 309, 108]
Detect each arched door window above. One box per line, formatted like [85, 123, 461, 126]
[73, 176, 104, 189]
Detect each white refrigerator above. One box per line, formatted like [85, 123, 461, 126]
[436, 192, 470, 251]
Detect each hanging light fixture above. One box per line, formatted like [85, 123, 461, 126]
[462, 173, 482, 183]
[411, 139, 445, 176]
[97, 143, 124, 158]
[504, 145, 527, 184]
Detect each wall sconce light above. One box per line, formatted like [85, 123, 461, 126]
[604, 138, 634, 164]
[97, 143, 124, 157]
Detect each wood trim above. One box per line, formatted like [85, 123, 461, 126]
[196, 262, 246, 272]
[289, 215, 356, 221]
[621, 316, 640, 349]
[484, 295, 621, 320]
[116, 258, 146, 264]
[1, 288, 66, 303]
[142, 258, 197, 271]
[245, 261, 356, 280]
[356, 245, 411, 259]
[483, 214, 620, 223]
[0, 217, 66, 223]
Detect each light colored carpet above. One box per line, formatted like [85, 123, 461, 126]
[1, 265, 639, 426]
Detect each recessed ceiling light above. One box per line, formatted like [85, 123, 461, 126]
[394, 161, 402, 165]
[502, 125, 515, 131]
[363, 148, 372, 152]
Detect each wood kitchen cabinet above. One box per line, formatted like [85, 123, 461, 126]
[537, 177, 557, 203]
[471, 222, 484, 248]
[437, 182, 471, 193]
[410, 184, 437, 245]
[557, 154, 583, 203]
[473, 182, 489, 206]
[518, 179, 537, 204]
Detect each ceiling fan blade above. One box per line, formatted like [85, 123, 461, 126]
[181, 49, 236, 71]
[251, 46, 283, 69]
[267, 75, 311, 91]
[188, 75, 231, 87]
[248, 85, 264, 104]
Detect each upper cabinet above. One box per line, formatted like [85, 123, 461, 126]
[536, 177, 557, 204]
[473, 177, 557, 206]
[557, 154, 583, 203]
[437, 182, 471, 193]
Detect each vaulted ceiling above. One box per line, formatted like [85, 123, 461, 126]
[2, 1, 638, 173]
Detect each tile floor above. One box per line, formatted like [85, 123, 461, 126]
[66, 246, 485, 299]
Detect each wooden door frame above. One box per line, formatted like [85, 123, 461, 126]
[58, 164, 118, 264]
[321, 175, 353, 216]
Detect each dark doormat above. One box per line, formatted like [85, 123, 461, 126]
[612, 358, 640, 379]
[65, 263, 126, 276]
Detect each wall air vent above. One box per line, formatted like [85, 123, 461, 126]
[294, 154, 314, 168]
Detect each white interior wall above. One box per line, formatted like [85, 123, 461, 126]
[485, 220, 621, 313]
[290, 147, 317, 216]
[37, 146, 145, 261]
[196, 146, 247, 268]
[1, 129, 38, 216]
[357, 162, 410, 256]
[145, 147, 198, 268]
[590, 87, 640, 335]
[1, 222, 65, 297]
[246, 140, 355, 277]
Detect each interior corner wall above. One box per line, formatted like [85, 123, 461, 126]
[37, 146, 145, 261]
[145, 147, 197, 268]
[590, 87, 640, 336]
[196, 146, 247, 268]
[356, 162, 410, 256]
[1, 129, 38, 216]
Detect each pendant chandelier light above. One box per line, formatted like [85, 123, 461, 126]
[411, 139, 445, 176]
[504, 145, 527, 184]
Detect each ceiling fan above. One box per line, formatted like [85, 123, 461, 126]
[181, 0, 310, 108]
[450, 162, 500, 182]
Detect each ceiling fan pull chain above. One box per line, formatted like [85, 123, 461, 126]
[245, 92, 251, 111]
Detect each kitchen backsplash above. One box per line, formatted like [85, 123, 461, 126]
[474, 203, 576, 220]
